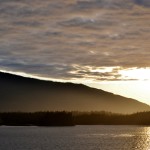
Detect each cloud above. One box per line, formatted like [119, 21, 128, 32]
[59, 17, 118, 31]
[72, 0, 134, 10]
[0, 0, 149, 81]
[12, 21, 42, 27]
[134, 0, 150, 7]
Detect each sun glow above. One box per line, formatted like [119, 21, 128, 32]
[119, 68, 150, 81]
[86, 80, 150, 105]
[85, 67, 150, 105]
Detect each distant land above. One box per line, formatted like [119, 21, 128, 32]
[1, 111, 150, 126]
[0, 72, 150, 114]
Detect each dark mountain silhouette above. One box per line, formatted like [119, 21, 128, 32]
[0, 72, 149, 114]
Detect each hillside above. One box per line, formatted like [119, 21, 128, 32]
[0, 72, 149, 113]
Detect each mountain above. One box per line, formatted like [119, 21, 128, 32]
[0, 72, 149, 113]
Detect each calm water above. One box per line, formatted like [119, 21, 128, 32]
[0, 125, 150, 150]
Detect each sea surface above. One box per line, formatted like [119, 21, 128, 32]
[0, 125, 150, 150]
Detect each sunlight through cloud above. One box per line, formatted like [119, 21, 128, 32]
[119, 68, 150, 81]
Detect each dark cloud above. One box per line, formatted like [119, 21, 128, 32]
[12, 21, 42, 27]
[73, 0, 134, 10]
[134, 0, 150, 7]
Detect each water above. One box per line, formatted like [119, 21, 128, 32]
[0, 125, 150, 150]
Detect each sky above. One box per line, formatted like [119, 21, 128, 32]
[0, 0, 150, 104]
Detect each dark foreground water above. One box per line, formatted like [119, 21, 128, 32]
[0, 125, 150, 150]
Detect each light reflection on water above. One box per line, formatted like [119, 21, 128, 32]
[132, 127, 150, 150]
[0, 125, 150, 150]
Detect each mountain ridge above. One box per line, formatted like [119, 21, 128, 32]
[0, 71, 149, 114]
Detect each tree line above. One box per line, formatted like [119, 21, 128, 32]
[0, 111, 150, 126]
